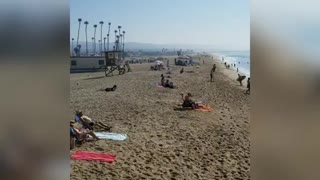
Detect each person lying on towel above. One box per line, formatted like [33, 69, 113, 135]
[181, 93, 198, 109]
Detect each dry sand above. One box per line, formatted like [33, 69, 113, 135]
[70, 55, 250, 180]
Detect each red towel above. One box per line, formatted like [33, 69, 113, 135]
[71, 151, 116, 163]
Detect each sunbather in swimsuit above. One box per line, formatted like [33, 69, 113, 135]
[181, 93, 196, 109]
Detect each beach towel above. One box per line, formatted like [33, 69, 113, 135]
[94, 132, 127, 141]
[196, 104, 213, 112]
[71, 151, 116, 163]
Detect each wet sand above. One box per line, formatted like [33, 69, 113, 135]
[70, 55, 250, 179]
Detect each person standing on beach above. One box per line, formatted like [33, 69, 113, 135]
[246, 78, 250, 94]
[161, 74, 165, 86]
[212, 64, 216, 72]
[237, 74, 246, 86]
[210, 64, 216, 82]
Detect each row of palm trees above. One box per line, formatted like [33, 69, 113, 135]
[72, 18, 126, 56]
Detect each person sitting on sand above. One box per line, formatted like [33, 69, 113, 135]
[246, 77, 250, 94]
[75, 111, 112, 131]
[163, 79, 174, 88]
[75, 111, 95, 130]
[70, 120, 100, 143]
[181, 93, 197, 109]
[164, 79, 170, 87]
[169, 82, 174, 88]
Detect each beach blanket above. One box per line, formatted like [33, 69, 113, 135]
[196, 104, 213, 112]
[94, 132, 127, 141]
[71, 151, 116, 163]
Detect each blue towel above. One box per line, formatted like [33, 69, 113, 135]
[94, 132, 127, 141]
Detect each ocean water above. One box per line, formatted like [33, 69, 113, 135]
[211, 51, 250, 77]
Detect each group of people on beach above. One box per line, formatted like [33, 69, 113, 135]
[70, 111, 111, 149]
[161, 74, 174, 88]
[221, 57, 250, 94]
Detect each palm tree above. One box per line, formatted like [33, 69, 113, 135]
[118, 26, 122, 37]
[118, 26, 122, 51]
[103, 37, 106, 52]
[107, 34, 110, 51]
[93, 24, 97, 55]
[91, 37, 95, 55]
[84, 21, 89, 56]
[71, 38, 74, 56]
[116, 35, 120, 51]
[120, 34, 123, 51]
[122, 31, 126, 59]
[107, 22, 111, 51]
[114, 30, 118, 41]
[98, 40, 101, 53]
[76, 18, 82, 48]
[99, 21, 104, 55]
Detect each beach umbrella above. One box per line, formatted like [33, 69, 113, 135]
[155, 60, 163, 65]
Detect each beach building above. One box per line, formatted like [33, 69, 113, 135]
[70, 56, 105, 73]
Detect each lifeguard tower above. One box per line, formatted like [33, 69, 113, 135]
[103, 34, 131, 76]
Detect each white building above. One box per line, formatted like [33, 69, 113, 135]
[70, 56, 105, 73]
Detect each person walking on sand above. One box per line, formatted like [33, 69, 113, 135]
[245, 78, 250, 94]
[237, 74, 246, 86]
[180, 68, 184, 74]
[210, 70, 214, 82]
[212, 64, 216, 72]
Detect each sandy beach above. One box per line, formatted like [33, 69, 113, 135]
[70, 55, 250, 180]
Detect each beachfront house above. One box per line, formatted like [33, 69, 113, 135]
[70, 56, 105, 73]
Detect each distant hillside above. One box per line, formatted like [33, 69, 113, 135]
[70, 41, 247, 52]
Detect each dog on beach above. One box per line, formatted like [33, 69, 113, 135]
[104, 85, 117, 92]
[237, 74, 246, 86]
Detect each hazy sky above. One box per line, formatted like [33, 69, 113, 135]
[70, 0, 250, 50]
